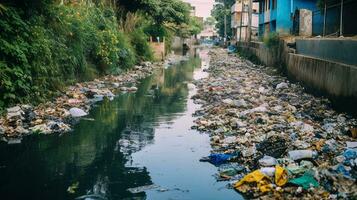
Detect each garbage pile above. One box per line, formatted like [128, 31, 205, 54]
[0, 62, 158, 142]
[193, 48, 357, 199]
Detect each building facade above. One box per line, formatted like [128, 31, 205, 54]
[231, 0, 259, 42]
[255, 0, 318, 36]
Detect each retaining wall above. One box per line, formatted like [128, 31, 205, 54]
[238, 39, 357, 113]
[296, 38, 357, 66]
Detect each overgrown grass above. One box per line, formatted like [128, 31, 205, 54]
[0, 4, 153, 111]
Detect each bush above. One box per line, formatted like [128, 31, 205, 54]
[263, 32, 280, 49]
[130, 29, 153, 62]
[0, 4, 144, 111]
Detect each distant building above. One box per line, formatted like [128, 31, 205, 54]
[255, 0, 319, 36]
[231, 0, 259, 42]
[190, 5, 196, 17]
[198, 24, 218, 40]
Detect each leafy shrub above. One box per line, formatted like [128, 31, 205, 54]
[0, 8, 33, 105]
[263, 32, 280, 49]
[0, 4, 142, 111]
[130, 29, 153, 62]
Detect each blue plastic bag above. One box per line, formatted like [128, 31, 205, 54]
[208, 153, 234, 165]
[344, 149, 357, 160]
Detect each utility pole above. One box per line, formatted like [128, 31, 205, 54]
[248, 0, 252, 42]
[323, 1, 326, 37]
[224, 13, 227, 44]
[339, 0, 344, 37]
[239, 0, 243, 43]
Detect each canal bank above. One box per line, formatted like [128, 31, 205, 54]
[0, 48, 242, 200]
[192, 48, 357, 199]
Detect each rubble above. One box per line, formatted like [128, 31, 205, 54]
[192, 48, 357, 198]
[0, 61, 160, 140]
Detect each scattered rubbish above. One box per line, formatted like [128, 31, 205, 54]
[289, 173, 319, 190]
[256, 135, 288, 158]
[333, 164, 351, 177]
[200, 153, 236, 165]
[69, 108, 88, 117]
[127, 184, 160, 194]
[234, 170, 272, 193]
[350, 128, 357, 138]
[234, 165, 288, 194]
[67, 182, 79, 194]
[346, 141, 357, 149]
[286, 160, 314, 175]
[0, 61, 156, 138]
[275, 165, 288, 187]
[259, 155, 277, 167]
[7, 138, 22, 144]
[260, 167, 276, 177]
[276, 82, 289, 89]
[192, 48, 357, 198]
[343, 149, 357, 160]
[288, 150, 317, 161]
[75, 194, 107, 200]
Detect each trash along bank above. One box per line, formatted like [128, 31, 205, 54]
[0, 60, 167, 143]
[193, 48, 357, 199]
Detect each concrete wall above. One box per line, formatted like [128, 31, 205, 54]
[287, 53, 357, 97]
[239, 41, 278, 67]
[296, 38, 357, 66]
[238, 39, 357, 112]
[299, 9, 312, 36]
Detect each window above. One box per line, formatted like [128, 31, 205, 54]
[265, 0, 268, 11]
[259, 2, 262, 13]
[272, 0, 277, 9]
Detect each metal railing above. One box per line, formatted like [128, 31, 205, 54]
[312, 0, 357, 37]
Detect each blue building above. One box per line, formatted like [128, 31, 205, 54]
[255, 0, 319, 36]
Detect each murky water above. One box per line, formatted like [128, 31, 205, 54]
[0, 48, 242, 200]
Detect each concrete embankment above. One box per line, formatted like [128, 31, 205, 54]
[237, 39, 357, 115]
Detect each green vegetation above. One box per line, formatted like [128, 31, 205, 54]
[263, 32, 280, 49]
[0, 0, 199, 112]
[211, 0, 235, 38]
[204, 17, 216, 27]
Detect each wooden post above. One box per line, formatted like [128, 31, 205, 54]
[248, 0, 252, 42]
[340, 0, 344, 36]
[239, 0, 244, 43]
[323, 2, 326, 37]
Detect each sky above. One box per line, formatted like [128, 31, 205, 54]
[183, 0, 215, 19]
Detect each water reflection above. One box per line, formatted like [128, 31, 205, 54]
[0, 51, 202, 200]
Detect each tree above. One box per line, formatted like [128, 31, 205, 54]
[176, 16, 204, 38]
[116, 0, 189, 25]
[204, 17, 216, 26]
[211, 0, 235, 38]
[116, 0, 190, 37]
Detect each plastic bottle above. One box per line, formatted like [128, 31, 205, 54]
[260, 167, 276, 176]
[288, 150, 317, 160]
[259, 155, 277, 166]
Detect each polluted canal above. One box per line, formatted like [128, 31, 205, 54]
[0, 48, 241, 200]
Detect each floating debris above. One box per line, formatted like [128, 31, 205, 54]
[127, 184, 160, 194]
